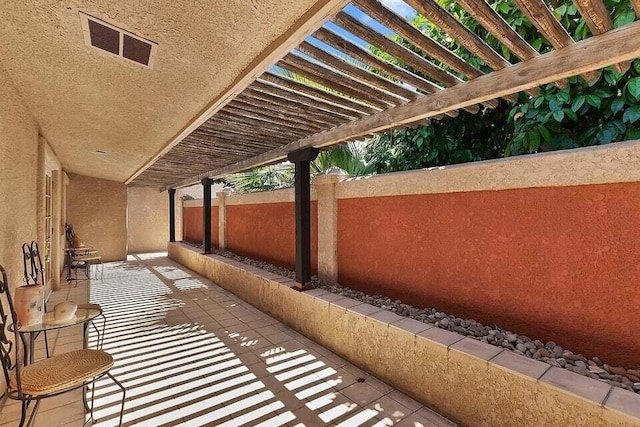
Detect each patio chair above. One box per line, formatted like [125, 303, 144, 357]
[0, 265, 125, 427]
[65, 224, 103, 283]
[21, 242, 50, 359]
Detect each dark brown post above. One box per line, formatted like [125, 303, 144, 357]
[287, 147, 319, 290]
[202, 177, 213, 254]
[168, 188, 176, 242]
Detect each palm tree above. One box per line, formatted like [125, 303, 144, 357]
[220, 163, 294, 193]
[311, 141, 375, 176]
[221, 142, 374, 193]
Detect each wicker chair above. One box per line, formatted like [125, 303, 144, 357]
[0, 266, 125, 427]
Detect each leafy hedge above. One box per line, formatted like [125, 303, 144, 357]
[365, 0, 640, 173]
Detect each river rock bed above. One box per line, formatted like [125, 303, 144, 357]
[183, 242, 640, 394]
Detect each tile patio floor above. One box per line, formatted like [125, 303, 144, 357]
[0, 254, 454, 427]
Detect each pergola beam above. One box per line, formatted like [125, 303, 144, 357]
[165, 21, 640, 190]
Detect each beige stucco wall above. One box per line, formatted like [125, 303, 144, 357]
[127, 187, 168, 254]
[0, 64, 39, 294]
[0, 63, 40, 396]
[67, 173, 127, 262]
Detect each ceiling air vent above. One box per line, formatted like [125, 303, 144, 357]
[80, 12, 157, 68]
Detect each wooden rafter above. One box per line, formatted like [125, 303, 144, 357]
[297, 40, 419, 100]
[165, 21, 640, 190]
[454, 0, 567, 88]
[231, 97, 341, 129]
[202, 118, 298, 142]
[224, 101, 330, 132]
[403, 0, 539, 97]
[333, 11, 462, 88]
[216, 106, 326, 135]
[513, 0, 601, 82]
[215, 108, 314, 136]
[352, 0, 481, 79]
[313, 26, 488, 112]
[241, 88, 356, 123]
[249, 80, 366, 119]
[278, 54, 393, 108]
[313, 26, 441, 94]
[282, 51, 404, 108]
[339, 1, 505, 106]
[259, 72, 378, 115]
[572, 0, 628, 73]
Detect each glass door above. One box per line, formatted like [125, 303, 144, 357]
[44, 173, 52, 286]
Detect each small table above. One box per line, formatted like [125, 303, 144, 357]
[18, 307, 102, 412]
[18, 307, 101, 363]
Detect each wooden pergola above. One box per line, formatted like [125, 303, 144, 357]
[125, 0, 640, 189]
[130, 0, 640, 288]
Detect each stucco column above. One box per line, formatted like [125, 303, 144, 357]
[217, 190, 231, 251]
[175, 190, 183, 242]
[313, 167, 350, 285]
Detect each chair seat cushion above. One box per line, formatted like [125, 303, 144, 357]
[11, 349, 113, 396]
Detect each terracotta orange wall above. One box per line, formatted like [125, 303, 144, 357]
[182, 206, 218, 248]
[227, 202, 318, 271]
[337, 182, 640, 366]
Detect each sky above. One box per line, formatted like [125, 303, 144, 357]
[270, 0, 419, 78]
[316, 1, 417, 58]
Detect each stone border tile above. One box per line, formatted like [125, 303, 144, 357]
[306, 289, 329, 297]
[316, 292, 345, 303]
[347, 303, 383, 317]
[450, 337, 503, 361]
[368, 309, 405, 326]
[390, 318, 433, 335]
[332, 297, 363, 309]
[604, 386, 640, 419]
[489, 350, 550, 381]
[418, 327, 464, 348]
[540, 366, 612, 404]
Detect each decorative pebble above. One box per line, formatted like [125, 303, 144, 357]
[610, 366, 628, 376]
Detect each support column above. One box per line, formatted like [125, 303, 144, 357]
[287, 147, 319, 290]
[313, 167, 349, 285]
[202, 178, 213, 254]
[217, 190, 230, 251]
[168, 188, 176, 242]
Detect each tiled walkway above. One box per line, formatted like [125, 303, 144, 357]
[0, 254, 454, 427]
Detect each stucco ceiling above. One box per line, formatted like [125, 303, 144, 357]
[0, 0, 322, 182]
